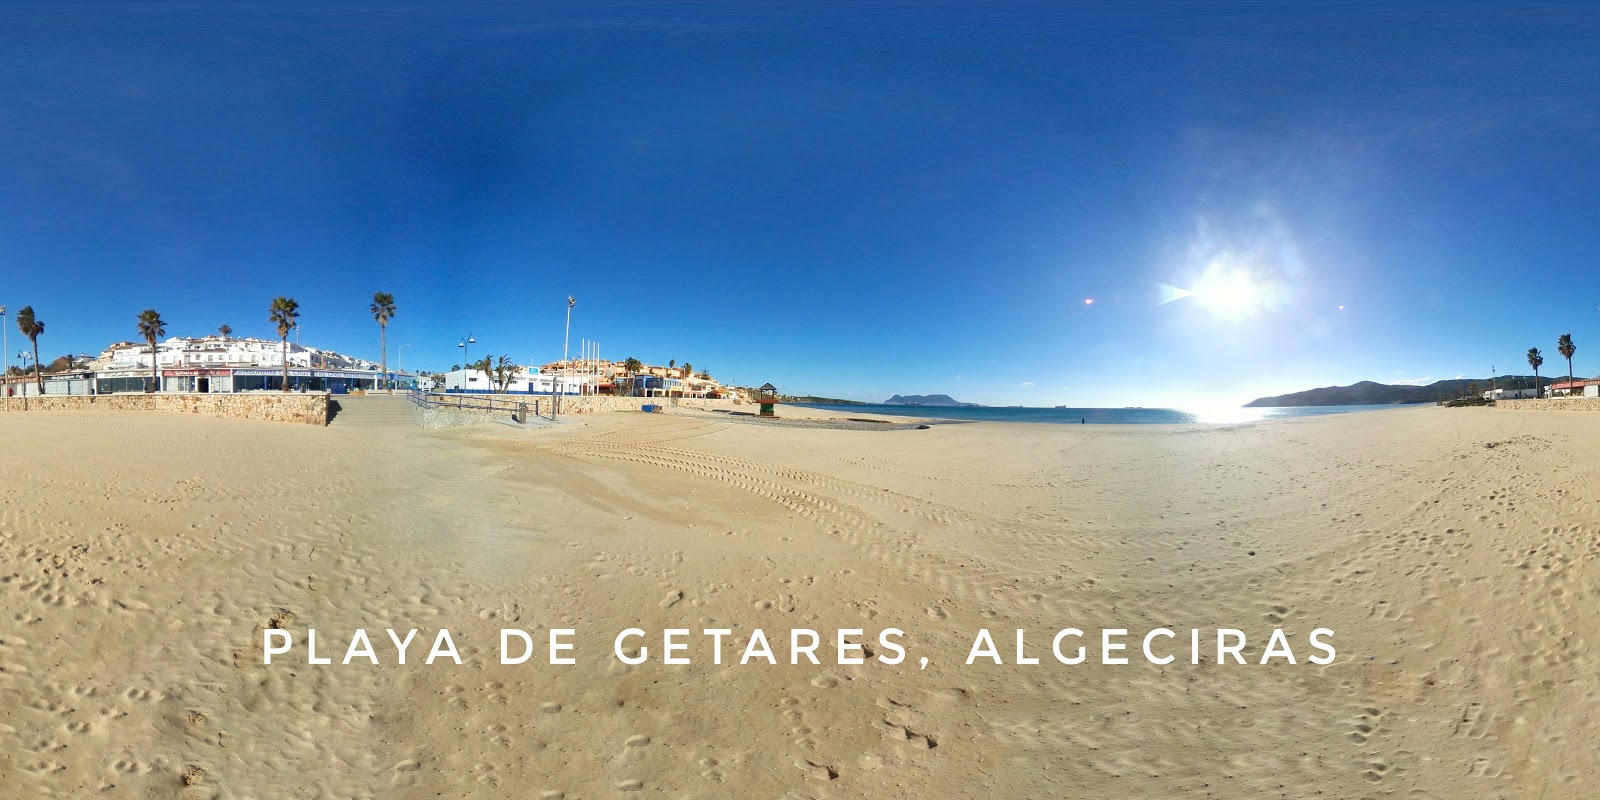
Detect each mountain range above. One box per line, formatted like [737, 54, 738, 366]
[883, 394, 975, 407]
[1245, 375, 1564, 407]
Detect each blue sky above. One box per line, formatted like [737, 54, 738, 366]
[2, 3, 1598, 407]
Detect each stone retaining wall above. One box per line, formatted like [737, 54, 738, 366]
[1496, 398, 1600, 412]
[558, 395, 737, 415]
[434, 394, 739, 416]
[0, 392, 329, 425]
[412, 403, 510, 430]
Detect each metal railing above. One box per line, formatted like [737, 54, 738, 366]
[408, 389, 555, 422]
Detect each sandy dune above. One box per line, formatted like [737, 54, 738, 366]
[1, 398, 1594, 798]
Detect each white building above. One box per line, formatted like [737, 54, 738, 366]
[92, 335, 376, 373]
[1484, 387, 1540, 400]
[437, 366, 593, 395]
[89, 335, 393, 394]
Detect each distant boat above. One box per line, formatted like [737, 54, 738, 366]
[1054, 405, 1067, 409]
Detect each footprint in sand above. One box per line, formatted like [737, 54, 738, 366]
[1347, 706, 1384, 744]
[617, 734, 653, 764]
[1453, 703, 1493, 739]
[796, 758, 839, 781]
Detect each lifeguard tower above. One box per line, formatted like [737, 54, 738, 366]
[757, 383, 779, 417]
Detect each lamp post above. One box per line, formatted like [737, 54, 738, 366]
[458, 334, 475, 371]
[398, 344, 411, 390]
[1, 305, 7, 391]
[563, 295, 575, 371]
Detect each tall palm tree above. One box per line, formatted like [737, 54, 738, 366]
[370, 291, 397, 392]
[1558, 333, 1577, 395]
[269, 297, 300, 392]
[16, 306, 44, 393]
[624, 356, 643, 375]
[218, 324, 232, 340]
[1527, 347, 1544, 398]
[680, 361, 692, 379]
[137, 309, 166, 393]
[477, 355, 495, 390]
[494, 354, 515, 392]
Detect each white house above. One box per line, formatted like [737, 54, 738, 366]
[1484, 387, 1540, 400]
[88, 335, 390, 394]
[437, 366, 593, 395]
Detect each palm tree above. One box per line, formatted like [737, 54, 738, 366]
[137, 309, 166, 392]
[668, 359, 676, 372]
[680, 361, 692, 379]
[1527, 348, 1544, 398]
[269, 297, 300, 391]
[476, 355, 494, 390]
[494, 354, 516, 392]
[218, 324, 232, 340]
[370, 291, 397, 392]
[16, 306, 44, 393]
[1558, 333, 1577, 395]
[624, 357, 643, 375]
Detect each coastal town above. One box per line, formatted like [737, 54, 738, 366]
[1, 303, 742, 401]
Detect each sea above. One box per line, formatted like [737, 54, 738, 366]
[787, 403, 1428, 425]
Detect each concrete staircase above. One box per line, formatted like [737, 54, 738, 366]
[326, 394, 414, 429]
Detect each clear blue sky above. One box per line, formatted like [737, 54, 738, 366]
[2, 3, 1598, 407]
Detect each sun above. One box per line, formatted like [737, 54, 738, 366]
[1162, 262, 1276, 321]
[1192, 269, 1266, 319]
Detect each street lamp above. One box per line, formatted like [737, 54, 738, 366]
[458, 335, 475, 370]
[398, 344, 411, 389]
[563, 296, 575, 370]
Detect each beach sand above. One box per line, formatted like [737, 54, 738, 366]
[1, 398, 1594, 797]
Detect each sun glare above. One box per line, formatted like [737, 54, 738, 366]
[1192, 269, 1266, 319]
[1161, 261, 1279, 321]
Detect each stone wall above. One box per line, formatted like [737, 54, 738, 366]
[557, 395, 737, 415]
[412, 403, 512, 430]
[1496, 398, 1600, 412]
[0, 392, 329, 425]
[431, 394, 740, 416]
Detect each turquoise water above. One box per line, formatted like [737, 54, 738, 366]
[789, 403, 1427, 425]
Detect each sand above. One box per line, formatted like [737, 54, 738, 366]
[1, 397, 1595, 797]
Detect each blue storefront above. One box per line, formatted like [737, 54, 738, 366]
[231, 368, 382, 393]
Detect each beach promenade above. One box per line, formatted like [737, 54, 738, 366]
[1, 402, 1595, 796]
